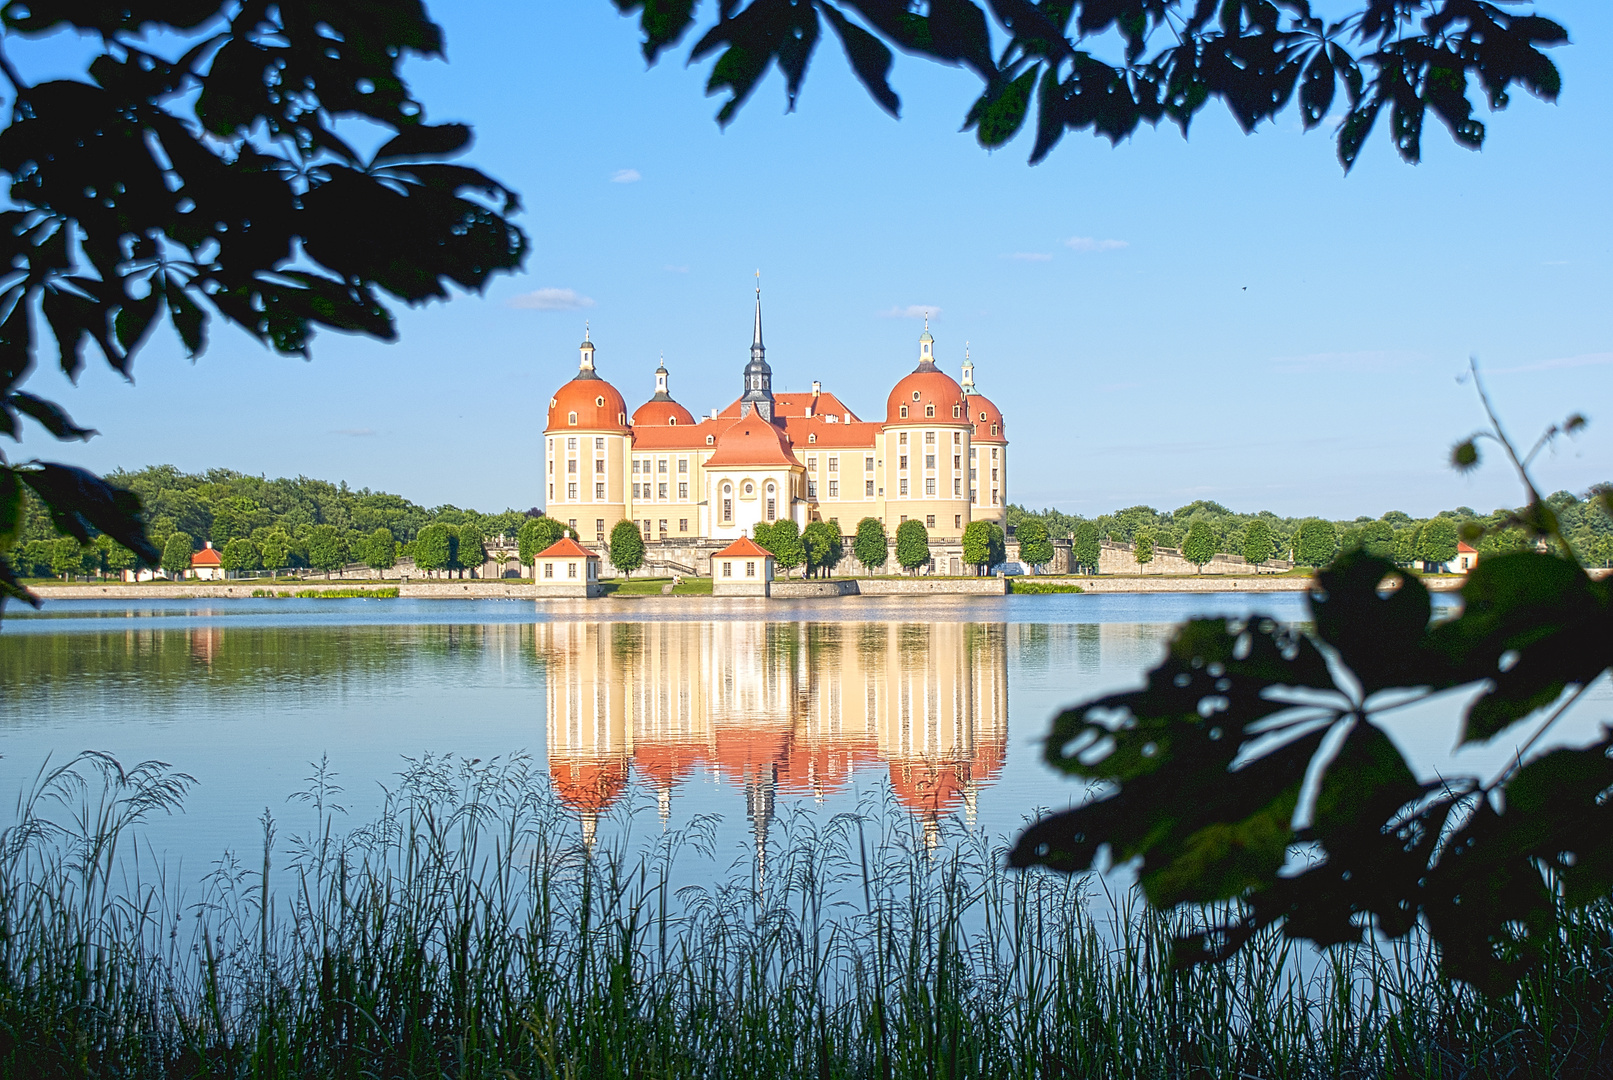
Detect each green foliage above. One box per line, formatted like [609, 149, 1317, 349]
[455, 524, 486, 575]
[1072, 521, 1100, 573]
[412, 524, 452, 576]
[1344, 519, 1395, 560]
[758, 519, 805, 576]
[1181, 521, 1217, 570]
[259, 529, 291, 576]
[1013, 392, 1613, 993]
[1133, 528, 1155, 567]
[802, 520, 843, 578]
[1296, 519, 1339, 568]
[360, 527, 396, 574]
[629, 2, 1568, 171]
[1016, 519, 1053, 573]
[49, 536, 91, 579]
[608, 519, 645, 578]
[159, 532, 192, 577]
[1242, 519, 1274, 567]
[220, 537, 260, 574]
[961, 520, 994, 574]
[292, 587, 399, 599]
[1009, 580, 1084, 594]
[895, 519, 930, 573]
[306, 525, 348, 577]
[852, 517, 887, 571]
[0, 0, 524, 612]
[1418, 516, 1460, 567]
[522, 517, 567, 565]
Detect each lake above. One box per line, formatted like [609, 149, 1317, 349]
[8, 588, 1598, 880]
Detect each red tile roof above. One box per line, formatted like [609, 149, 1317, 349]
[714, 536, 773, 559]
[704, 419, 801, 467]
[191, 545, 222, 566]
[535, 537, 600, 560]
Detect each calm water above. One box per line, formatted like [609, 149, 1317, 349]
[8, 589, 1596, 877]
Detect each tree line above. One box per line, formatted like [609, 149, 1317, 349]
[11, 465, 539, 580]
[1009, 490, 1613, 572]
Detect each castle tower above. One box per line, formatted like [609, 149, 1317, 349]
[739, 278, 775, 422]
[544, 327, 631, 545]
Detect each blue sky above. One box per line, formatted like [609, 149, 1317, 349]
[13, 2, 1612, 519]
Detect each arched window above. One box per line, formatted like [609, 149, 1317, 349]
[568, 411, 577, 425]
[706, 434, 715, 445]
[953, 404, 962, 418]
[808, 433, 816, 443]
[899, 405, 908, 419]
[924, 404, 935, 418]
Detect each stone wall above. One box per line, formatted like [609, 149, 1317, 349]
[1095, 538, 1294, 576]
[858, 577, 1006, 595]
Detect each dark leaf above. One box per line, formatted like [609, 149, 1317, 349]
[615, 0, 701, 64]
[1310, 551, 1447, 694]
[8, 391, 98, 441]
[0, 553, 42, 614]
[0, 465, 21, 551]
[822, 4, 900, 117]
[0, 291, 34, 396]
[372, 123, 473, 165]
[17, 463, 156, 564]
[965, 67, 1037, 148]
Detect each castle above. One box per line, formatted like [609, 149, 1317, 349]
[543, 287, 1007, 550]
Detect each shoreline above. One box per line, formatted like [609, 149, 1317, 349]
[20, 573, 1470, 602]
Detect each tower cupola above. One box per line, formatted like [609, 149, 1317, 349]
[917, 315, 937, 371]
[961, 341, 976, 395]
[577, 324, 598, 379]
[739, 274, 775, 422]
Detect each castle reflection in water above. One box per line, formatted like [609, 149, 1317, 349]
[538, 621, 1008, 846]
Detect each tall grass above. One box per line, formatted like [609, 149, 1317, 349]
[3, 751, 1611, 1079]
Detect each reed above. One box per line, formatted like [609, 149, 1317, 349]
[2, 751, 1610, 1079]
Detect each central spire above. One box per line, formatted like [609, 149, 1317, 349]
[740, 272, 775, 422]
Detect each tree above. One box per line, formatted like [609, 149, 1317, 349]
[759, 519, 805, 577]
[160, 532, 193, 579]
[362, 527, 396, 577]
[987, 522, 1007, 573]
[413, 524, 452, 578]
[608, 519, 645, 578]
[307, 526, 348, 579]
[1072, 521, 1100, 574]
[102, 537, 140, 579]
[1017, 519, 1053, 574]
[623, 2, 1567, 172]
[961, 520, 994, 575]
[853, 517, 888, 573]
[1296, 519, 1339, 568]
[1242, 519, 1274, 570]
[1181, 520, 1217, 573]
[803, 520, 843, 578]
[518, 518, 563, 567]
[50, 536, 87, 579]
[220, 537, 259, 576]
[259, 530, 291, 580]
[1008, 377, 1613, 994]
[455, 525, 486, 578]
[1134, 528, 1155, 571]
[1349, 519, 1396, 560]
[1418, 516, 1460, 570]
[895, 519, 930, 575]
[0, 1, 525, 616]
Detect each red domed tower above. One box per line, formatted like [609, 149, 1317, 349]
[878, 320, 974, 543]
[630, 359, 697, 428]
[544, 329, 631, 546]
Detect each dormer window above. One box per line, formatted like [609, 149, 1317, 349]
[706, 434, 714, 445]
[953, 405, 962, 418]
[568, 411, 577, 425]
[808, 433, 816, 443]
[991, 424, 999, 435]
[925, 404, 935, 418]
[595, 396, 605, 407]
[912, 391, 921, 401]
[899, 405, 908, 419]
[979, 412, 987, 422]
[668, 417, 676, 425]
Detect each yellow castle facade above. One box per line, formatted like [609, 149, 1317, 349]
[542, 288, 1008, 547]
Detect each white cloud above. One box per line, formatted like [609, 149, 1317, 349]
[1490, 351, 1613, 374]
[878, 305, 941, 320]
[1002, 252, 1053, 262]
[1065, 236, 1129, 252]
[610, 168, 642, 183]
[509, 287, 596, 311]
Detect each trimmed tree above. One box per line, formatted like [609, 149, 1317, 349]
[988, 522, 1007, 571]
[456, 525, 486, 578]
[895, 519, 930, 574]
[1072, 521, 1100, 574]
[1296, 518, 1339, 568]
[50, 537, 88, 579]
[1134, 528, 1155, 571]
[609, 518, 645, 578]
[1017, 518, 1053, 574]
[363, 527, 396, 576]
[413, 524, 451, 578]
[1182, 520, 1217, 573]
[220, 537, 260, 576]
[803, 520, 843, 578]
[853, 517, 888, 573]
[1242, 518, 1274, 570]
[518, 518, 564, 568]
[259, 530, 291, 579]
[760, 519, 805, 577]
[961, 520, 993, 575]
[160, 532, 193, 579]
[307, 525, 348, 579]
[1417, 516, 1459, 570]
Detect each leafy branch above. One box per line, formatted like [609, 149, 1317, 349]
[1009, 377, 1610, 993]
[615, 0, 1569, 169]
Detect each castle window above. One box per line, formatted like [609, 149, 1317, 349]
[925, 454, 935, 469]
[925, 431, 935, 444]
[595, 438, 605, 450]
[568, 412, 577, 425]
[678, 459, 688, 473]
[619, 413, 625, 424]
[955, 515, 962, 529]
[767, 498, 776, 520]
[953, 478, 961, 496]
[807, 457, 816, 472]
[925, 404, 934, 417]
[912, 391, 921, 401]
[632, 459, 640, 473]
[543, 563, 553, 579]
[678, 483, 687, 499]
[567, 459, 577, 474]
[808, 433, 816, 443]
[899, 479, 908, 495]
[899, 456, 908, 470]
[925, 478, 936, 496]
[679, 518, 688, 531]
[706, 434, 715, 445]
[899, 432, 907, 445]
[992, 424, 999, 436]
[744, 482, 753, 496]
[979, 412, 987, 422]
[596, 519, 605, 539]
[568, 562, 578, 578]
[595, 459, 605, 473]
[658, 459, 667, 473]
[866, 480, 875, 497]
[953, 430, 961, 444]
[659, 520, 668, 538]
[828, 480, 838, 498]
[668, 417, 676, 425]
[658, 483, 667, 498]
[828, 457, 838, 472]
[746, 561, 756, 578]
[926, 515, 935, 528]
[595, 483, 605, 499]
[899, 405, 908, 419]
[807, 481, 817, 500]
[567, 437, 577, 450]
[992, 447, 998, 459]
[595, 396, 605, 407]
[722, 561, 732, 577]
[567, 483, 577, 499]
[953, 405, 962, 418]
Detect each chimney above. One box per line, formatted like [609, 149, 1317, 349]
[811, 380, 821, 396]
[204, 541, 213, 549]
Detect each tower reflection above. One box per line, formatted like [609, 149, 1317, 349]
[538, 621, 1008, 842]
